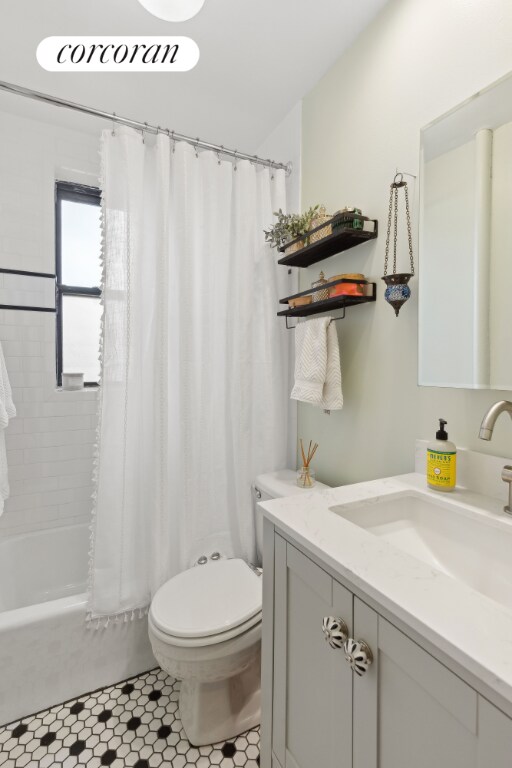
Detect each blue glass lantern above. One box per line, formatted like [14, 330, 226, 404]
[382, 273, 412, 317]
[382, 174, 415, 317]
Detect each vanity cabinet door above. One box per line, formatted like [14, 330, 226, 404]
[272, 537, 353, 768]
[477, 697, 512, 767]
[352, 598, 479, 768]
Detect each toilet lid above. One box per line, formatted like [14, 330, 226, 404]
[150, 559, 262, 639]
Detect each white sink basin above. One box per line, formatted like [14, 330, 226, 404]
[330, 492, 512, 611]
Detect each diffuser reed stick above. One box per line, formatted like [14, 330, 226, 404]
[298, 439, 319, 488]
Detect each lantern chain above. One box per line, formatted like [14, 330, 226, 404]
[393, 186, 398, 274]
[404, 183, 414, 276]
[384, 184, 394, 276]
[383, 178, 415, 276]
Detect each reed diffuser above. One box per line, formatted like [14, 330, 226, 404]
[297, 439, 319, 488]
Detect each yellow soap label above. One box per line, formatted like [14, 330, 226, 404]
[427, 450, 456, 488]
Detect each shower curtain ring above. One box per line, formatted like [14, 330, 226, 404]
[111, 113, 116, 137]
[171, 130, 176, 153]
[233, 150, 238, 171]
[194, 137, 200, 158]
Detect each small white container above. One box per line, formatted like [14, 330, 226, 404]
[62, 373, 84, 391]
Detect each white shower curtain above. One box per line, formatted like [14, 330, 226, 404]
[88, 127, 290, 621]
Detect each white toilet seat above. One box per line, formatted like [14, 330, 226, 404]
[149, 558, 262, 646]
[149, 609, 262, 648]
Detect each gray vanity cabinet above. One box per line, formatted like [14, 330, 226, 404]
[353, 599, 477, 768]
[271, 535, 353, 768]
[266, 533, 512, 768]
[352, 599, 512, 768]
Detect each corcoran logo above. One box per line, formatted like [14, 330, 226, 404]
[37, 37, 199, 72]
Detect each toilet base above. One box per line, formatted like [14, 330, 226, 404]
[179, 650, 261, 746]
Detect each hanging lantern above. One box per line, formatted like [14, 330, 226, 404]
[382, 173, 415, 317]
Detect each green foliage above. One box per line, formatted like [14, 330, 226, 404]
[263, 208, 291, 249]
[264, 205, 321, 249]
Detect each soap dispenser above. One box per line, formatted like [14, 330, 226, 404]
[427, 419, 456, 492]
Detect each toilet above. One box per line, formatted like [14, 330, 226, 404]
[148, 469, 330, 745]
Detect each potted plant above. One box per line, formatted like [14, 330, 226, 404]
[263, 209, 292, 250]
[264, 205, 320, 253]
[309, 205, 333, 244]
[287, 213, 309, 253]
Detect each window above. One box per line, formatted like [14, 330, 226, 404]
[55, 181, 102, 387]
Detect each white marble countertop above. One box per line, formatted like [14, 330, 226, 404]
[259, 471, 512, 710]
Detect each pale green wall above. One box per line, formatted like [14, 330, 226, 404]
[299, 0, 512, 487]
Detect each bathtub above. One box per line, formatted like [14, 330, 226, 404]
[0, 524, 155, 726]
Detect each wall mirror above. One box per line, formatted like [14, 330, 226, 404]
[419, 71, 512, 389]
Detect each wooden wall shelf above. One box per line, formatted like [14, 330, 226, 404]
[277, 283, 376, 320]
[278, 218, 378, 269]
[276, 213, 378, 326]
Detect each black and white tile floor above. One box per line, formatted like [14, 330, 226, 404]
[0, 668, 260, 768]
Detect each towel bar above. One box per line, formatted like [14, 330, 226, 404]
[285, 308, 346, 330]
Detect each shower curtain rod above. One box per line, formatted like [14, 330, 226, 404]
[0, 79, 292, 174]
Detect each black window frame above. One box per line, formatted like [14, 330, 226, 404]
[55, 181, 102, 388]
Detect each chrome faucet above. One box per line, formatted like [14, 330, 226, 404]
[479, 400, 512, 515]
[479, 400, 512, 440]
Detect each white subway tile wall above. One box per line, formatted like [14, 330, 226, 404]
[0, 110, 101, 536]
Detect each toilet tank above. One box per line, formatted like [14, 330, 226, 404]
[253, 470, 330, 563]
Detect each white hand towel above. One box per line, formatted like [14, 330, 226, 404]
[320, 321, 343, 411]
[290, 317, 329, 405]
[290, 317, 343, 410]
[0, 341, 16, 516]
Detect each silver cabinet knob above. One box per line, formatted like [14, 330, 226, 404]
[344, 638, 373, 677]
[197, 556, 208, 565]
[255, 488, 262, 500]
[210, 552, 221, 560]
[322, 616, 349, 649]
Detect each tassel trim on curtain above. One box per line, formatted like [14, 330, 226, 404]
[87, 138, 108, 627]
[87, 136, 150, 628]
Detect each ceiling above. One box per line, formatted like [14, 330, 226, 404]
[0, 0, 389, 154]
